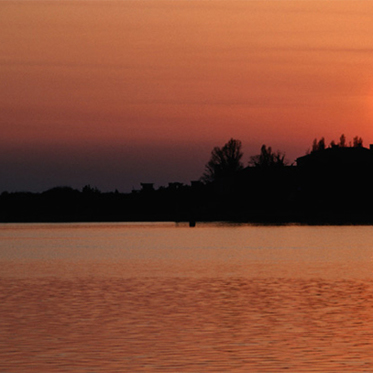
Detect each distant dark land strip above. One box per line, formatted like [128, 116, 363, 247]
[4, 139, 373, 225]
[1, 178, 373, 225]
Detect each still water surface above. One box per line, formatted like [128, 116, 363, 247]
[1, 223, 373, 372]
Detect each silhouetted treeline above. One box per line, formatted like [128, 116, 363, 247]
[2, 135, 373, 224]
[0, 184, 209, 223]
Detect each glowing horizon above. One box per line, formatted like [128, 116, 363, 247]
[1, 0, 373, 192]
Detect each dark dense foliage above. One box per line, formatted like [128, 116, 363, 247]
[201, 138, 244, 182]
[2, 135, 373, 224]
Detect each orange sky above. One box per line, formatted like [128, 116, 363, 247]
[1, 0, 373, 191]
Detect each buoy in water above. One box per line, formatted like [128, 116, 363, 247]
[189, 220, 196, 227]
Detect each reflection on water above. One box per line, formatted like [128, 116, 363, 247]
[1, 223, 373, 372]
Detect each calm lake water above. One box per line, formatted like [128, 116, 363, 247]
[1, 223, 373, 372]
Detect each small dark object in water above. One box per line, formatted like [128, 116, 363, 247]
[189, 220, 196, 227]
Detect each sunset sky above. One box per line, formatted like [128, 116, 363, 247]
[2, 0, 373, 192]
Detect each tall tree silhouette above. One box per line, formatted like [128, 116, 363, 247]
[353, 136, 363, 147]
[249, 145, 287, 168]
[202, 138, 244, 182]
[309, 134, 364, 152]
[339, 134, 346, 147]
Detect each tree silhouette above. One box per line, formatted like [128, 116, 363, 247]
[311, 137, 326, 152]
[82, 184, 101, 194]
[249, 145, 287, 168]
[353, 136, 363, 147]
[309, 134, 364, 153]
[318, 138, 326, 151]
[339, 134, 346, 147]
[201, 138, 244, 182]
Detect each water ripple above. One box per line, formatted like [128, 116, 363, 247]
[1, 277, 373, 372]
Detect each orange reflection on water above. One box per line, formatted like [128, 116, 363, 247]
[1, 277, 373, 372]
[1, 223, 373, 371]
